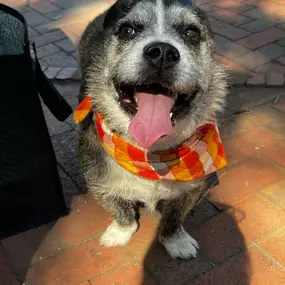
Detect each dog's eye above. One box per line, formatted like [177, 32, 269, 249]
[118, 25, 136, 39]
[182, 29, 200, 41]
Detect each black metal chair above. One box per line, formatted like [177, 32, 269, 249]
[0, 4, 73, 239]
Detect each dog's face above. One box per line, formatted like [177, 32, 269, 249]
[85, 0, 227, 149]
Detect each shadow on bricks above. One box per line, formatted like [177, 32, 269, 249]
[203, 0, 285, 87]
[138, 201, 251, 285]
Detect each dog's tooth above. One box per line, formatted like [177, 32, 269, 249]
[170, 112, 173, 119]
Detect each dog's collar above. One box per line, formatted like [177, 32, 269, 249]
[95, 114, 227, 182]
[73, 95, 93, 124]
[74, 96, 227, 182]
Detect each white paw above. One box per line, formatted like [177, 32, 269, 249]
[99, 221, 138, 247]
[160, 228, 199, 259]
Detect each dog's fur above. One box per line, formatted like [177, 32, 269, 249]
[78, 0, 227, 259]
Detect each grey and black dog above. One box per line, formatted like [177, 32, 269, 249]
[78, 0, 228, 259]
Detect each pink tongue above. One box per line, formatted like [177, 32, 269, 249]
[128, 93, 175, 149]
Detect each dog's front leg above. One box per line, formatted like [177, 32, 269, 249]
[158, 191, 200, 259]
[99, 196, 139, 247]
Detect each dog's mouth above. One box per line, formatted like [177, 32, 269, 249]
[117, 83, 198, 148]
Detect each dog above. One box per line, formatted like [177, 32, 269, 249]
[77, 0, 228, 259]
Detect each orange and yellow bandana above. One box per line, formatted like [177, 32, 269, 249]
[74, 96, 227, 182]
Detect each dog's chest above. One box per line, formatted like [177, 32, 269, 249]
[106, 157, 200, 210]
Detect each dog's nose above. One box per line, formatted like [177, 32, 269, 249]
[143, 42, 180, 68]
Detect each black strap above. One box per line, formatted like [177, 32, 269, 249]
[32, 42, 73, 122]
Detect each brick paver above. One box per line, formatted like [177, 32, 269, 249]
[1, 0, 285, 85]
[90, 263, 158, 285]
[258, 227, 285, 266]
[23, 238, 134, 285]
[261, 179, 285, 210]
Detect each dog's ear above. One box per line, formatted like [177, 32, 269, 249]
[104, 0, 140, 28]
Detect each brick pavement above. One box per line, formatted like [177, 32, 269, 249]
[1, 82, 285, 284]
[1, 0, 285, 85]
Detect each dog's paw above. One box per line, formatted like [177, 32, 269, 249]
[160, 228, 199, 259]
[100, 221, 137, 247]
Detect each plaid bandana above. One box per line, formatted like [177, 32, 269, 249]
[96, 114, 227, 182]
[74, 96, 227, 182]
